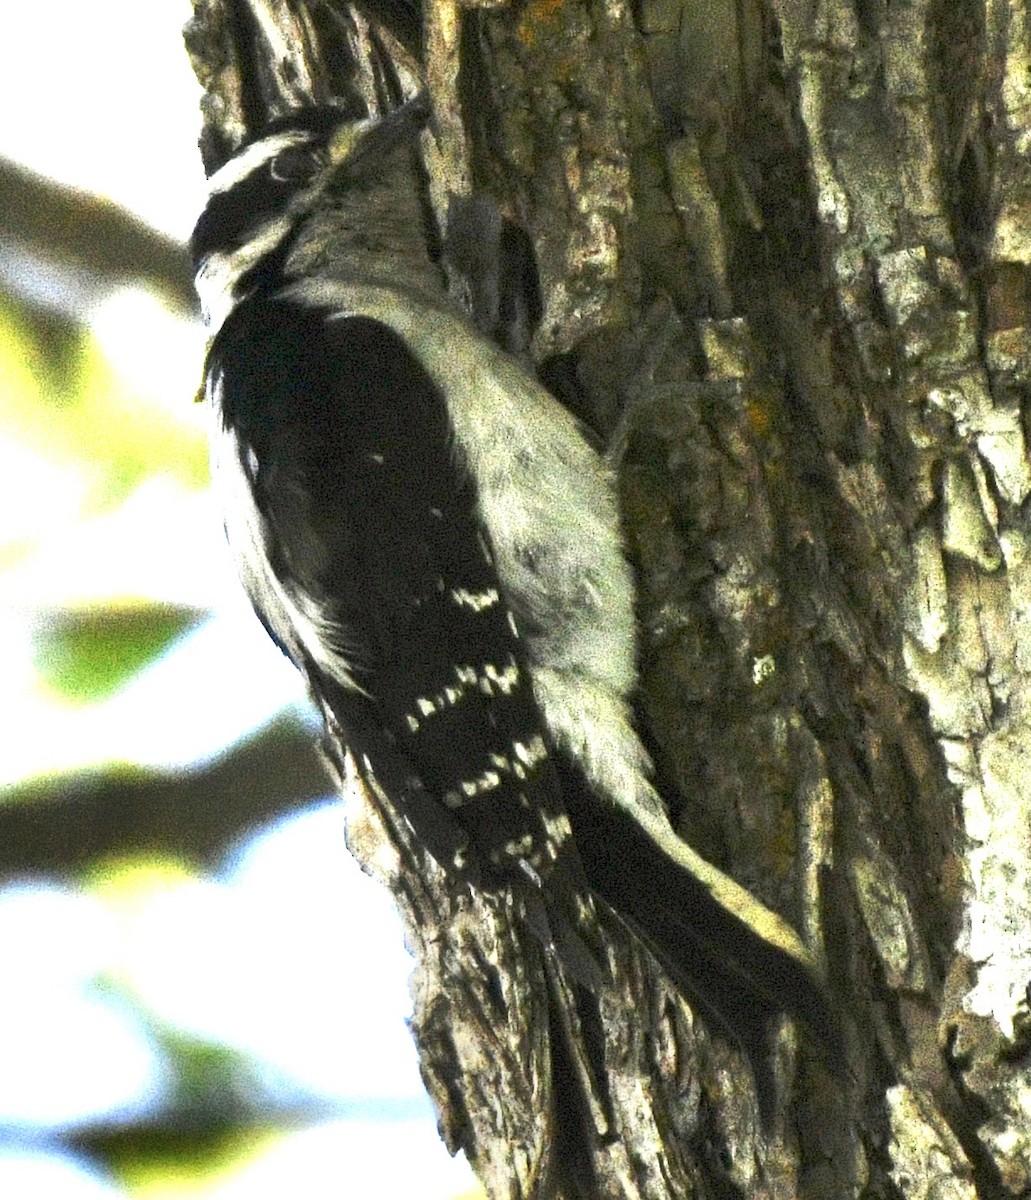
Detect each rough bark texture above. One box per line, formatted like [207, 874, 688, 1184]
[185, 0, 1031, 1195]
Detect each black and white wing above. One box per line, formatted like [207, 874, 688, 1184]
[205, 293, 605, 986]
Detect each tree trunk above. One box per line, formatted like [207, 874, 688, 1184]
[185, 0, 1031, 1195]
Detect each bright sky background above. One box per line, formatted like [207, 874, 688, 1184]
[0, 0, 208, 239]
[0, 3, 477, 1195]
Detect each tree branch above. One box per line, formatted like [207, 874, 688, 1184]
[0, 157, 195, 315]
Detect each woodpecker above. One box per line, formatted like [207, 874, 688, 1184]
[192, 98, 838, 1109]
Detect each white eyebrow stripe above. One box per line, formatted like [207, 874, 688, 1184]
[206, 131, 313, 196]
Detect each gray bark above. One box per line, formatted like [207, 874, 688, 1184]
[185, 0, 1031, 1195]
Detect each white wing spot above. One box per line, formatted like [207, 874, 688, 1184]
[512, 735, 548, 767]
[478, 658, 520, 695]
[541, 811, 572, 846]
[457, 767, 503, 798]
[493, 834, 535, 865]
[450, 587, 500, 612]
[444, 764, 511, 806]
[369, 453, 385, 464]
[403, 676, 478, 733]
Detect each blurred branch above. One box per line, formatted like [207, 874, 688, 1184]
[0, 156, 196, 318]
[0, 718, 332, 875]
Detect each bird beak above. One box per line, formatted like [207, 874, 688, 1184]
[329, 95, 429, 180]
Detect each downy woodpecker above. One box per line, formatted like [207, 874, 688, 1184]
[192, 99, 837, 1103]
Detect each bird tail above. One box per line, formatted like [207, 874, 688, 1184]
[558, 759, 841, 1119]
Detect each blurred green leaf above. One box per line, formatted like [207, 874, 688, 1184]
[97, 1122, 281, 1198]
[0, 292, 207, 507]
[0, 293, 84, 391]
[33, 605, 204, 703]
[76, 978, 330, 1197]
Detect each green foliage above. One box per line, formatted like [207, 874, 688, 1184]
[0, 293, 208, 509]
[33, 605, 203, 703]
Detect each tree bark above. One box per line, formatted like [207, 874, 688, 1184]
[185, 0, 1031, 1195]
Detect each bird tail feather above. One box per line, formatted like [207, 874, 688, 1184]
[558, 759, 842, 1120]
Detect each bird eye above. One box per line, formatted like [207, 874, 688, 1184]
[269, 145, 324, 183]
